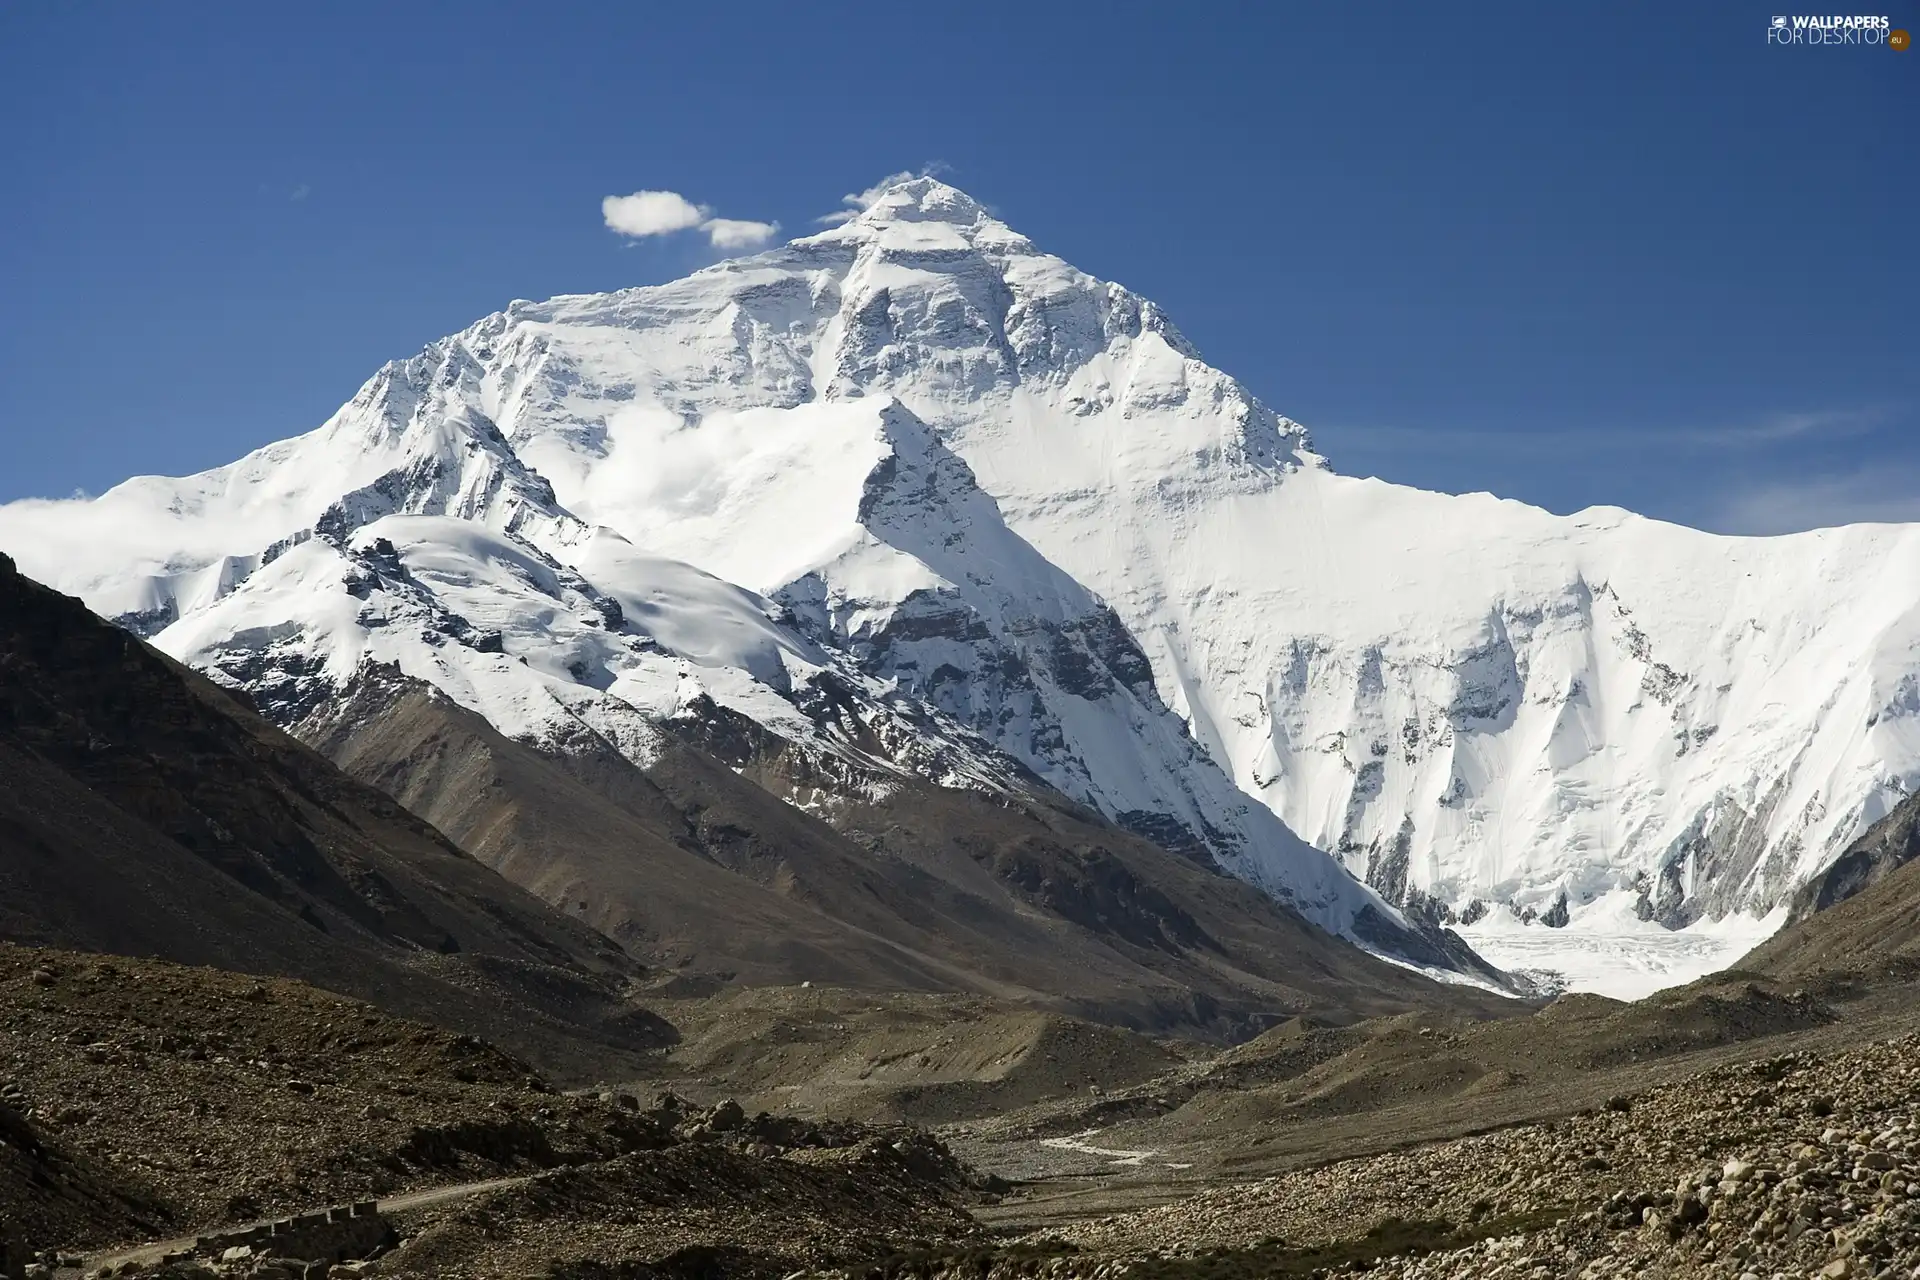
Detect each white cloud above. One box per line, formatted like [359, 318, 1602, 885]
[701, 217, 779, 249]
[815, 165, 950, 225]
[602, 189, 710, 238]
[601, 189, 781, 252]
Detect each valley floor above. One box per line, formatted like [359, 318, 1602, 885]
[12, 941, 1920, 1280]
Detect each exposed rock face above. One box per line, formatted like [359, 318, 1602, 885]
[1738, 791, 1920, 983]
[1787, 789, 1920, 924]
[182, 1203, 395, 1272]
[1541, 892, 1571, 929]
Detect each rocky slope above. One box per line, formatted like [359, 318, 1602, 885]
[0, 944, 983, 1275]
[11, 815, 1920, 1280]
[1784, 789, 1920, 924]
[298, 667, 1513, 1033]
[1739, 790, 1920, 985]
[1041, 1033, 1920, 1278]
[1, 540, 1511, 1053]
[29, 942, 1918, 1280]
[4, 177, 1916, 980]
[0, 552, 665, 1080]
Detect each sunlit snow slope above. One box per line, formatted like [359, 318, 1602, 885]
[5, 177, 1917, 989]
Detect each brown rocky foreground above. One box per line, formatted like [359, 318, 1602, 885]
[8, 930, 1920, 1280]
[1041, 1034, 1920, 1278]
[0, 945, 984, 1279]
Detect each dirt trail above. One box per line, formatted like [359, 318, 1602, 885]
[78, 1175, 534, 1273]
[1038, 1131, 1161, 1168]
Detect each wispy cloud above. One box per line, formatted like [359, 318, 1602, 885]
[601, 189, 780, 250]
[1320, 406, 1896, 458]
[1706, 468, 1920, 535]
[815, 163, 952, 226]
[289, 183, 311, 202]
[1316, 405, 1916, 534]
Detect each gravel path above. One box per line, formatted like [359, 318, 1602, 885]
[77, 1175, 535, 1274]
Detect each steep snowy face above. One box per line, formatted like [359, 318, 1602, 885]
[147, 505, 1040, 811]
[742, 397, 1369, 917]
[0, 341, 583, 637]
[368, 181, 1362, 909]
[369, 175, 1920, 937]
[5, 175, 1917, 979]
[1140, 480, 1920, 923]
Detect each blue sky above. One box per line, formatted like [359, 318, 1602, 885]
[2, 1, 1914, 531]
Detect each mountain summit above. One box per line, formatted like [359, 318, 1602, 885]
[5, 177, 1916, 991]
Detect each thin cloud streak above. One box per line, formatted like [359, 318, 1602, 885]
[1317, 406, 1898, 458]
[1705, 468, 1920, 535]
[1309, 406, 1918, 535]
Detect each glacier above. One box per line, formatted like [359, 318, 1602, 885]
[4, 176, 1917, 995]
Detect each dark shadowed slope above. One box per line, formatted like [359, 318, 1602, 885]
[1739, 789, 1920, 983]
[1784, 788, 1920, 925]
[300, 669, 1518, 1038]
[0, 553, 663, 1079]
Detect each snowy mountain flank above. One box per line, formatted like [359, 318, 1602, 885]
[5, 177, 1917, 993]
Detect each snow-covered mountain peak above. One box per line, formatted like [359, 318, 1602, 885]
[826, 175, 1000, 232]
[480, 183, 1315, 549]
[7, 180, 1919, 995]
